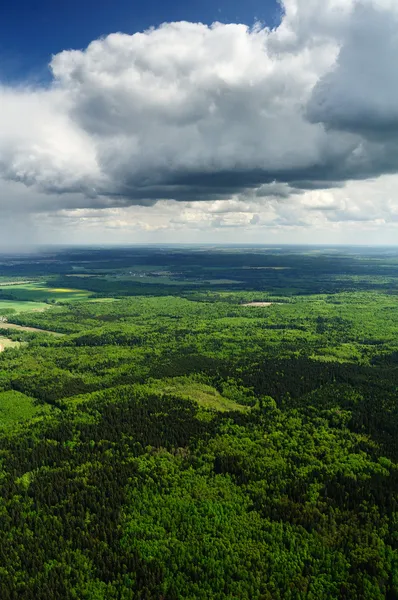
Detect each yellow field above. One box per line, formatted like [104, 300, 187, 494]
[33, 287, 81, 293]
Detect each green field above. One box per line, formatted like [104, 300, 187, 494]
[0, 299, 49, 313]
[0, 282, 93, 303]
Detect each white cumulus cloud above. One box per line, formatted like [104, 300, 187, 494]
[1, 0, 398, 244]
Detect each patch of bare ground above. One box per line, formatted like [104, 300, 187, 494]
[0, 337, 21, 352]
[0, 323, 64, 336]
[241, 302, 274, 307]
[0, 281, 36, 286]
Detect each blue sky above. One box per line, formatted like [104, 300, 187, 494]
[0, 0, 281, 81]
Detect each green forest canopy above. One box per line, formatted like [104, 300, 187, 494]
[0, 246, 397, 599]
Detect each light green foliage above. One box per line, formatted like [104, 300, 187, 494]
[0, 390, 50, 428]
[7, 291, 398, 362]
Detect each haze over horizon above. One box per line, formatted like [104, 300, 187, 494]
[2, 0, 398, 246]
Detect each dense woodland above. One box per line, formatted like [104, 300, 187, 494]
[0, 246, 397, 599]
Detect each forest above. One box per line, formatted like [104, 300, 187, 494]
[0, 245, 397, 599]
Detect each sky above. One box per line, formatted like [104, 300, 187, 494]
[1, 0, 398, 246]
[0, 0, 281, 82]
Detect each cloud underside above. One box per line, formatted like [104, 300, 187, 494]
[1, 0, 398, 220]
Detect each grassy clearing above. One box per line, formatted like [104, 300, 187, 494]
[144, 378, 249, 412]
[242, 301, 274, 307]
[0, 391, 50, 428]
[0, 336, 21, 351]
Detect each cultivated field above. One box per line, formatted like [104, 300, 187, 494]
[0, 282, 93, 303]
